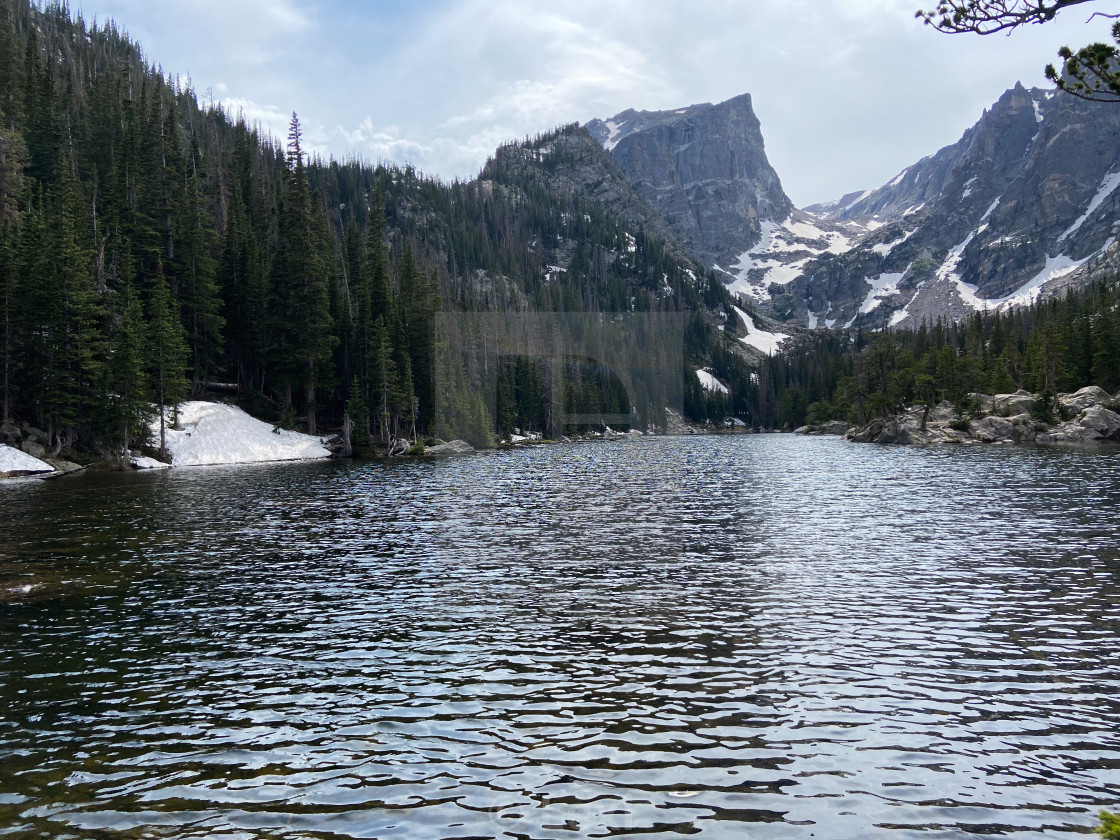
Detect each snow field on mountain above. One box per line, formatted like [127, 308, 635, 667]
[859, 265, 912, 315]
[695, 369, 729, 395]
[733, 307, 789, 355]
[722, 217, 857, 303]
[1058, 169, 1120, 244]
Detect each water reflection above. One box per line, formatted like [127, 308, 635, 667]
[1, 436, 1118, 838]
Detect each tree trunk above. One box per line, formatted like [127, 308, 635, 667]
[340, 412, 353, 458]
[159, 402, 167, 460]
[305, 361, 316, 435]
[1, 299, 8, 425]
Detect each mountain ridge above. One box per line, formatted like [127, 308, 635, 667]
[585, 83, 1120, 331]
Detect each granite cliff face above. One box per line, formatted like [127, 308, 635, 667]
[585, 95, 793, 270]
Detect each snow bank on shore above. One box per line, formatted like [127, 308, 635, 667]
[0, 444, 54, 474]
[130, 454, 171, 470]
[151, 401, 331, 466]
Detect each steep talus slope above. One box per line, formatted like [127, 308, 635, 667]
[586, 94, 793, 270]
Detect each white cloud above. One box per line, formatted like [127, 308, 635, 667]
[79, 0, 1111, 203]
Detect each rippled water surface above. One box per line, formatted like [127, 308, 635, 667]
[2, 435, 1119, 839]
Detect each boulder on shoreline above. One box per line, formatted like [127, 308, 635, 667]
[794, 420, 850, 436]
[1059, 386, 1113, 414]
[838, 389, 1120, 448]
[425, 439, 476, 457]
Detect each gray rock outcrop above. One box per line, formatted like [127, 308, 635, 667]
[1059, 385, 1112, 413]
[20, 439, 46, 459]
[1037, 405, 1120, 444]
[586, 94, 793, 270]
[842, 388, 1120, 447]
[795, 420, 850, 436]
[425, 439, 476, 457]
[993, 390, 1037, 416]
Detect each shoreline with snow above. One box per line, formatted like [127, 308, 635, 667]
[0, 444, 56, 477]
[148, 401, 332, 468]
[1, 401, 335, 481]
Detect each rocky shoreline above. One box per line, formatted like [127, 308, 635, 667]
[798, 386, 1120, 447]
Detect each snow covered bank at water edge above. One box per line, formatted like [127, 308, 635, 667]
[0, 444, 54, 476]
[150, 402, 332, 466]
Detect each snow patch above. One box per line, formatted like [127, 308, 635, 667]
[980, 196, 1001, 223]
[733, 306, 789, 355]
[1057, 169, 1120, 243]
[961, 176, 978, 199]
[603, 119, 626, 152]
[721, 218, 851, 302]
[695, 369, 729, 395]
[131, 454, 171, 470]
[889, 169, 908, 188]
[807, 311, 818, 329]
[0, 444, 53, 474]
[858, 264, 912, 314]
[841, 189, 873, 212]
[152, 402, 332, 467]
[934, 227, 981, 291]
[870, 228, 915, 257]
[958, 251, 1100, 311]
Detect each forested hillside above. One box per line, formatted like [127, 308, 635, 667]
[751, 279, 1120, 430]
[0, 0, 760, 459]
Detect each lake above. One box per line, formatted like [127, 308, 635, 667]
[1, 435, 1118, 839]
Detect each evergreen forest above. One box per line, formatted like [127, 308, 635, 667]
[0, 0, 749, 459]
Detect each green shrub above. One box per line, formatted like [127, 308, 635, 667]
[1032, 390, 1056, 423]
[1099, 809, 1120, 840]
[407, 441, 426, 457]
[949, 418, 970, 432]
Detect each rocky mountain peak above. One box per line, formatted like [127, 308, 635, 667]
[788, 82, 1120, 330]
[585, 94, 793, 270]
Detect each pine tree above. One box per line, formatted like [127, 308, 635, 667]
[267, 113, 335, 433]
[370, 313, 394, 443]
[26, 150, 107, 453]
[345, 375, 372, 456]
[147, 260, 188, 460]
[175, 137, 223, 387]
[104, 243, 149, 456]
[0, 218, 17, 424]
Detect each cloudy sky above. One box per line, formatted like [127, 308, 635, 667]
[76, 0, 1107, 206]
